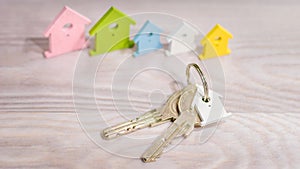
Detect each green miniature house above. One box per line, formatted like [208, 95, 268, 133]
[89, 7, 136, 56]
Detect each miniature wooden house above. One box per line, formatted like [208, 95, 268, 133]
[89, 7, 136, 56]
[44, 6, 91, 58]
[166, 22, 198, 56]
[133, 20, 163, 57]
[199, 24, 233, 60]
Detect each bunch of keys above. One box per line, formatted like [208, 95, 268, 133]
[102, 63, 231, 162]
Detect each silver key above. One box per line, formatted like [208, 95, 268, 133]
[141, 84, 198, 162]
[102, 88, 183, 140]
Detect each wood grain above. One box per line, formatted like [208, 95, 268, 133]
[0, 0, 299, 168]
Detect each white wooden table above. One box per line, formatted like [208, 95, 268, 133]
[0, 0, 299, 168]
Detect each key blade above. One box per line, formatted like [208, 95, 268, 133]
[102, 109, 162, 140]
[141, 111, 195, 162]
[142, 85, 198, 162]
[102, 88, 184, 140]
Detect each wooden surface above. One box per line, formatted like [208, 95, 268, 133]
[0, 0, 300, 168]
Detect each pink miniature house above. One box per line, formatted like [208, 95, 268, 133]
[44, 6, 91, 58]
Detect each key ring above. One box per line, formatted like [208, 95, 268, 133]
[186, 63, 210, 102]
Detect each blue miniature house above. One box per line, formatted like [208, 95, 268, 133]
[133, 20, 163, 57]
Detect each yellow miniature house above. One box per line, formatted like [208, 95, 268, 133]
[199, 24, 233, 60]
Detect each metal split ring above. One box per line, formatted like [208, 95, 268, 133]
[186, 63, 210, 102]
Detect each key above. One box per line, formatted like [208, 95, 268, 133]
[141, 85, 198, 162]
[101, 63, 231, 163]
[102, 88, 183, 140]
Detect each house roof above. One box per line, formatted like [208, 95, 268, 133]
[167, 21, 198, 42]
[89, 6, 136, 36]
[205, 24, 233, 39]
[133, 20, 162, 42]
[44, 6, 91, 37]
[172, 22, 197, 36]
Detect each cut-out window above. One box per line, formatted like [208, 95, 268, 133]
[109, 23, 118, 29]
[63, 23, 73, 30]
[215, 36, 222, 41]
[63, 23, 73, 37]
